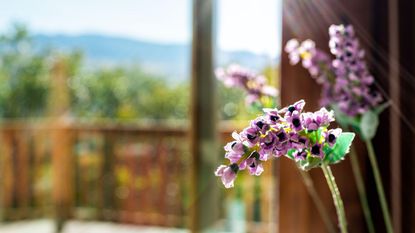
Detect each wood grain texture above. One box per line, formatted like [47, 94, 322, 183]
[190, 0, 220, 231]
[280, 0, 372, 232]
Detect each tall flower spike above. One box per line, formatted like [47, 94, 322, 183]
[286, 25, 383, 117]
[328, 24, 383, 116]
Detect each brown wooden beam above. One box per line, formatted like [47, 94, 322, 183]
[190, 0, 219, 232]
[388, 0, 401, 232]
[49, 59, 74, 233]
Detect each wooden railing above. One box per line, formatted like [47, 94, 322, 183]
[0, 119, 275, 232]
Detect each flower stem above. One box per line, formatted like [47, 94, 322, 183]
[299, 170, 336, 233]
[321, 163, 348, 233]
[365, 140, 394, 233]
[349, 145, 375, 233]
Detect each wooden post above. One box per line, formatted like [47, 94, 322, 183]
[51, 123, 74, 233]
[190, 0, 219, 231]
[50, 58, 73, 233]
[396, 0, 415, 231]
[388, 0, 401, 232]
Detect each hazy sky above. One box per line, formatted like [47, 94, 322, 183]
[0, 0, 281, 57]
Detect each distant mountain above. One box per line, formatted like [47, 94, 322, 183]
[33, 34, 278, 83]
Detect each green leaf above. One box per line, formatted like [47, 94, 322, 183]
[360, 110, 379, 140]
[286, 149, 295, 160]
[330, 104, 360, 128]
[324, 132, 355, 164]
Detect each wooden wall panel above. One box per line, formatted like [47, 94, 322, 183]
[280, 0, 373, 232]
[396, 1, 415, 232]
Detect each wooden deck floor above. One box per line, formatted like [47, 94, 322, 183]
[0, 220, 189, 233]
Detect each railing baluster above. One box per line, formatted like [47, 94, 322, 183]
[52, 121, 74, 233]
[101, 132, 116, 220]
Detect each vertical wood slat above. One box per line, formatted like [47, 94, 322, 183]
[27, 133, 36, 213]
[190, 0, 219, 232]
[157, 140, 168, 225]
[100, 132, 116, 220]
[396, 1, 415, 231]
[52, 122, 74, 233]
[388, 0, 401, 231]
[0, 131, 13, 221]
[169, 143, 184, 226]
[0, 132, 4, 222]
[16, 129, 30, 217]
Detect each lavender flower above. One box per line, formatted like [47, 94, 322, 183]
[288, 112, 303, 131]
[310, 143, 324, 159]
[279, 99, 305, 117]
[290, 133, 309, 150]
[224, 131, 246, 163]
[293, 149, 308, 161]
[263, 108, 282, 123]
[259, 132, 277, 159]
[216, 64, 278, 106]
[285, 39, 301, 65]
[251, 117, 270, 134]
[301, 108, 334, 131]
[326, 128, 342, 147]
[224, 141, 245, 163]
[215, 164, 238, 188]
[240, 151, 264, 176]
[285, 39, 333, 84]
[247, 159, 264, 176]
[241, 126, 260, 146]
[215, 100, 350, 188]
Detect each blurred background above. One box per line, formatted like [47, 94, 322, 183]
[0, 0, 281, 232]
[1, 0, 415, 233]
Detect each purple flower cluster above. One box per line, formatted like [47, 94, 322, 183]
[216, 64, 278, 106]
[215, 100, 342, 188]
[285, 24, 383, 116]
[328, 25, 382, 116]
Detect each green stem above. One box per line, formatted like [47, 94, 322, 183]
[365, 140, 394, 233]
[349, 145, 375, 233]
[321, 164, 348, 233]
[299, 170, 336, 233]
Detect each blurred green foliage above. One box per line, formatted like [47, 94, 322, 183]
[0, 23, 50, 118]
[0, 24, 275, 121]
[69, 67, 190, 120]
